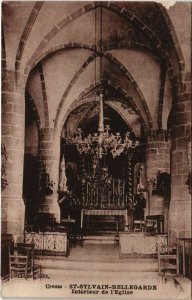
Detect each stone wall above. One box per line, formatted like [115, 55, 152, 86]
[169, 73, 191, 244]
[1, 71, 25, 241]
[146, 129, 170, 232]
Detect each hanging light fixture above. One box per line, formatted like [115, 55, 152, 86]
[67, 91, 139, 158]
[66, 5, 139, 159]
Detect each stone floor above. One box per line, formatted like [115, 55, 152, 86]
[1, 244, 191, 299]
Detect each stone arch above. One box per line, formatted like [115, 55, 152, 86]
[106, 101, 138, 138]
[25, 42, 152, 129]
[36, 63, 49, 127]
[157, 63, 167, 129]
[24, 3, 99, 75]
[60, 79, 148, 135]
[155, 3, 185, 72]
[23, 1, 183, 87]
[54, 50, 152, 129]
[54, 53, 97, 128]
[103, 2, 177, 80]
[25, 89, 41, 131]
[29, 43, 96, 71]
[15, 2, 44, 73]
[73, 101, 96, 133]
[104, 52, 153, 128]
[26, 42, 153, 74]
[70, 98, 137, 138]
[105, 42, 153, 53]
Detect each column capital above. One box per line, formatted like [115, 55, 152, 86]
[146, 129, 170, 142]
[39, 127, 59, 140]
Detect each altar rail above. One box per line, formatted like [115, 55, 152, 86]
[119, 233, 167, 257]
[24, 231, 68, 256]
[83, 178, 127, 209]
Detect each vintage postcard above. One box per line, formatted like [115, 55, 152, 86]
[1, 0, 191, 299]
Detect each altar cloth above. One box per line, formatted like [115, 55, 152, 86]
[119, 232, 167, 257]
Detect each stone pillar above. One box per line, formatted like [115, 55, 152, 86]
[169, 74, 191, 244]
[38, 128, 60, 222]
[146, 130, 170, 232]
[1, 70, 25, 241]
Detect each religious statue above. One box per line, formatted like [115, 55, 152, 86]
[58, 155, 68, 194]
[134, 163, 146, 195]
[133, 192, 146, 221]
[39, 163, 55, 197]
[58, 157, 81, 223]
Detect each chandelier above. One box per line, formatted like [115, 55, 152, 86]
[66, 4, 139, 159]
[66, 88, 139, 159]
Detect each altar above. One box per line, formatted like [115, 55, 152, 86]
[80, 209, 128, 229]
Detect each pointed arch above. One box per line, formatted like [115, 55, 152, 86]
[25, 42, 154, 73]
[36, 63, 49, 127]
[53, 49, 152, 129]
[60, 79, 148, 135]
[54, 53, 97, 128]
[23, 1, 183, 88]
[104, 52, 153, 128]
[155, 3, 185, 72]
[68, 99, 138, 138]
[106, 101, 138, 138]
[25, 89, 41, 130]
[15, 2, 44, 73]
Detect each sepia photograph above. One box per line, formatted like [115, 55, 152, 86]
[1, 1, 192, 299]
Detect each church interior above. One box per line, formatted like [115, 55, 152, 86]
[1, 1, 192, 294]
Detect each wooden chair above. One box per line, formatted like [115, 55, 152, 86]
[145, 219, 158, 234]
[9, 243, 41, 280]
[157, 244, 179, 277]
[146, 215, 164, 234]
[134, 220, 145, 232]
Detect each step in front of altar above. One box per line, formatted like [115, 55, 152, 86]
[34, 256, 158, 277]
[83, 234, 118, 245]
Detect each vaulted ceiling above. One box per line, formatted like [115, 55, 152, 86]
[3, 1, 190, 139]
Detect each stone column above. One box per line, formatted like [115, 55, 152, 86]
[38, 128, 60, 222]
[169, 74, 191, 244]
[146, 130, 170, 232]
[1, 70, 25, 241]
